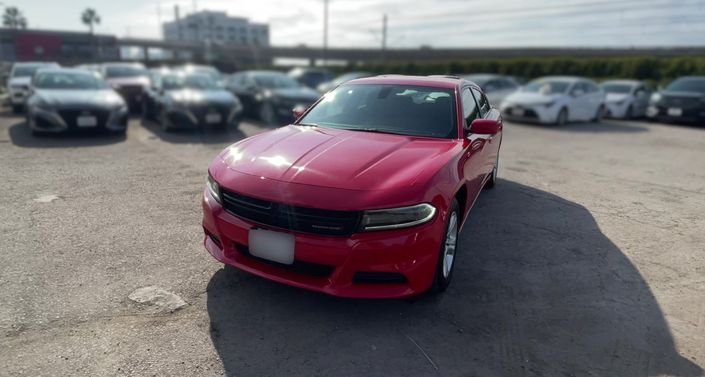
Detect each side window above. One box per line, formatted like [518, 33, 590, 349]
[461, 88, 479, 128]
[571, 82, 586, 96]
[472, 88, 491, 117]
[586, 82, 599, 93]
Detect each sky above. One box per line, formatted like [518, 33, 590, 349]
[9, 0, 705, 48]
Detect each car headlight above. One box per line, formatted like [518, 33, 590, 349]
[650, 93, 662, 104]
[542, 101, 556, 108]
[206, 175, 221, 203]
[360, 203, 436, 231]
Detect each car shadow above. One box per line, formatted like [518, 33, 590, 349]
[139, 117, 248, 145]
[205, 180, 702, 377]
[8, 121, 126, 148]
[511, 120, 650, 133]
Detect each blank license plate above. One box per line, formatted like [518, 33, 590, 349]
[249, 229, 295, 265]
[667, 108, 683, 117]
[206, 113, 222, 123]
[76, 116, 97, 127]
[511, 108, 525, 116]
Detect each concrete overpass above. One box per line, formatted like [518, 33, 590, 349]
[118, 37, 705, 66]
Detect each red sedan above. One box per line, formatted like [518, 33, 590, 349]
[202, 75, 503, 298]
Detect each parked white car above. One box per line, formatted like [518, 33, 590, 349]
[7, 62, 60, 113]
[600, 80, 652, 119]
[501, 76, 606, 125]
[463, 74, 520, 107]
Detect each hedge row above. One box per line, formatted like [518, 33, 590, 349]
[345, 57, 705, 83]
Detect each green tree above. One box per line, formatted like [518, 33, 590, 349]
[81, 8, 101, 34]
[2, 7, 27, 29]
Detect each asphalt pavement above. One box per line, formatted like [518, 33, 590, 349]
[1, 112, 704, 377]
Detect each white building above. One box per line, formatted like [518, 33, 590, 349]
[163, 11, 269, 47]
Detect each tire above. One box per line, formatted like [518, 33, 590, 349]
[555, 108, 568, 126]
[141, 100, 150, 121]
[484, 155, 499, 190]
[12, 104, 23, 114]
[159, 109, 173, 132]
[592, 105, 605, 123]
[430, 199, 460, 293]
[259, 102, 277, 126]
[626, 105, 634, 119]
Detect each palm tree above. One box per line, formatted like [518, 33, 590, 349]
[81, 8, 101, 34]
[2, 7, 28, 29]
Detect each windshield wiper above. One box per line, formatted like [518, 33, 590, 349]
[343, 127, 409, 136]
[297, 122, 319, 127]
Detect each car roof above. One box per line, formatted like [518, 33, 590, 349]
[601, 79, 641, 86]
[347, 75, 468, 89]
[35, 67, 96, 75]
[533, 76, 587, 83]
[102, 62, 145, 67]
[13, 62, 58, 67]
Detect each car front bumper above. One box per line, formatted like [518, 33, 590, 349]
[27, 106, 129, 133]
[646, 104, 705, 123]
[9, 88, 29, 105]
[500, 103, 561, 124]
[605, 101, 631, 118]
[201, 189, 445, 299]
[166, 104, 243, 129]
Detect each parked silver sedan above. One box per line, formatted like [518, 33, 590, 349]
[600, 80, 652, 119]
[25, 68, 128, 136]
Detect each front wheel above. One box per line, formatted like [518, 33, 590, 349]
[592, 105, 605, 123]
[555, 108, 568, 126]
[430, 199, 460, 293]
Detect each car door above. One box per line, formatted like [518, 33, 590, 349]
[633, 85, 650, 116]
[460, 87, 487, 199]
[568, 82, 590, 121]
[585, 81, 604, 120]
[472, 87, 500, 178]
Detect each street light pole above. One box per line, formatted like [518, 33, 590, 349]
[322, 0, 328, 67]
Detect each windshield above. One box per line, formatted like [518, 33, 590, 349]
[253, 73, 300, 89]
[523, 79, 571, 95]
[666, 78, 705, 94]
[33, 71, 108, 90]
[299, 84, 457, 138]
[601, 83, 633, 94]
[162, 74, 219, 90]
[105, 65, 147, 78]
[12, 66, 45, 78]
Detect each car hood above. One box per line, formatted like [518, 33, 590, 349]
[661, 90, 705, 99]
[8, 77, 31, 87]
[106, 76, 149, 87]
[269, 87, 321, 102]
[167, 89, 235, 104]
[34, 89, 124, 107]
[606, 93, 630, 103]
[505, 91, 562, 106]
[215, 125, 458, 191]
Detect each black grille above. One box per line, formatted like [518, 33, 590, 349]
[58, 109, 110, 129]
[221, 189, 361, 236]
[189, 104, 232, 126]
[235, 244, 334, 277]
[662, 96, 701, 109]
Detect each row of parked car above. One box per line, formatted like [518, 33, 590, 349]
[4, 61, 705, 136]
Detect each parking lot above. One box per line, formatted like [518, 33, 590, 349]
[1, 111, 704, 376]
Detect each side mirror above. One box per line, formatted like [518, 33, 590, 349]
[292, 105, 307, 120]
[468, 119, 501, 135]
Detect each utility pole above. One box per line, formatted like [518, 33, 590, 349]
[322, 0, 329, 67]
[156, 2, 162, 38]
[381, 14, 387, 62]
[174, 5, 181, 41]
